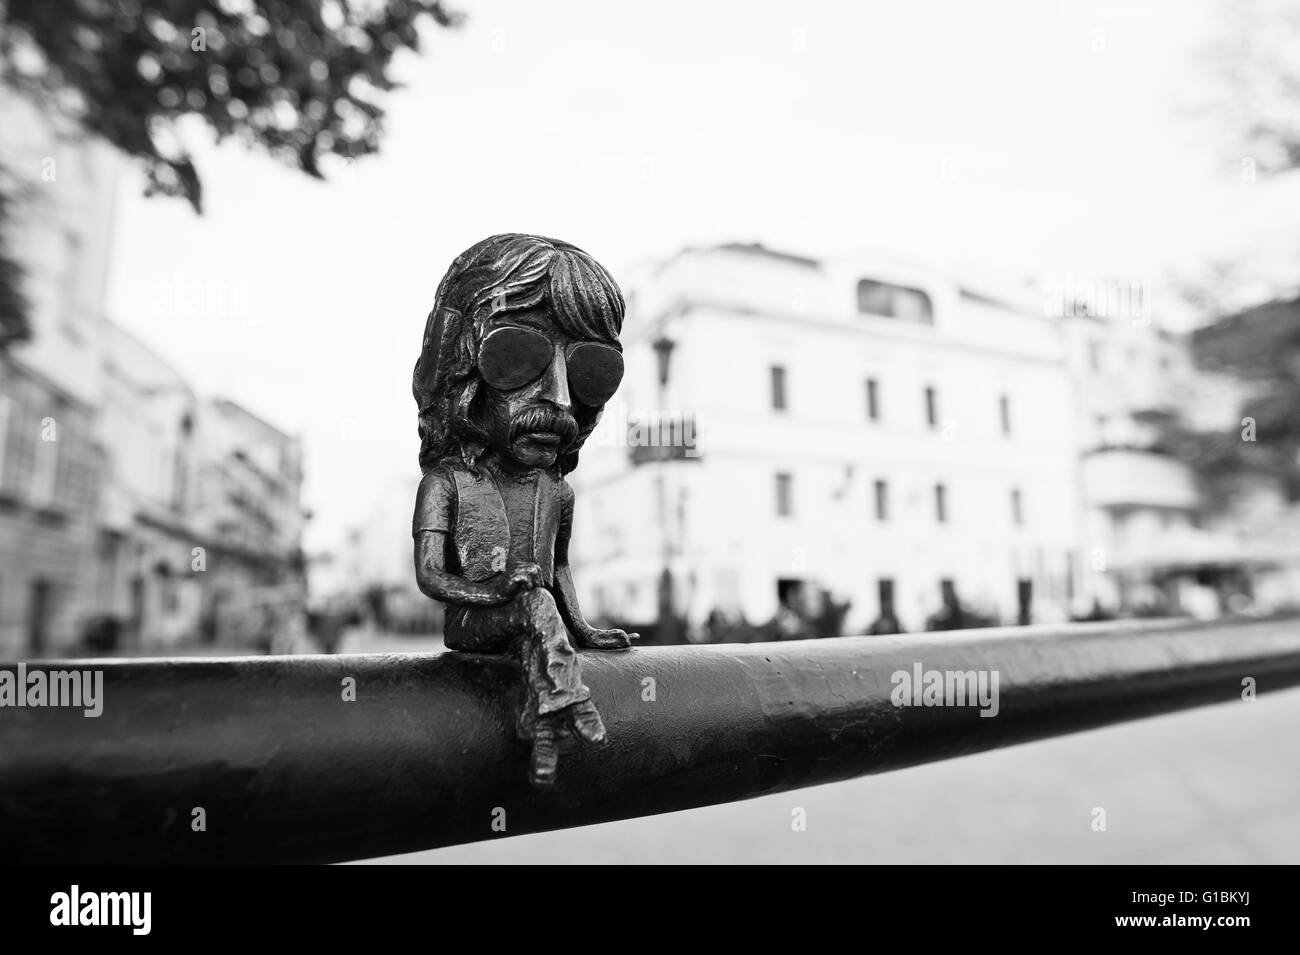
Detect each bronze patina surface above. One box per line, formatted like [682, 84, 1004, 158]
[413, 234, 637, 786]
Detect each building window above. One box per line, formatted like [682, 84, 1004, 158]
[777, 578, 806, 612]
[925, 386, 938, 429]
[1011, 488, 1023, 525]
[935, 483, 948, 523]
[999, 394, 1011, 435]
[770, 365, 787, 412]
[939, 578, 957, 608]
[28, 578, 52, 656]
[877, 578, 895, 612]
[857, 278, 934, 324]
[775, 472, 793, 517]
[866, 378, 879, 421]
[1017, 578, 1033, 625]
[874, 479, 889, 521]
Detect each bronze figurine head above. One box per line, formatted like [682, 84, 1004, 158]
[413, 233, 625, 475]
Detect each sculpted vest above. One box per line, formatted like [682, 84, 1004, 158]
[449, 462, 559, 585]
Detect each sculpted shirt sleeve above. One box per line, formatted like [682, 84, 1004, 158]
[412, 467, 455, 537]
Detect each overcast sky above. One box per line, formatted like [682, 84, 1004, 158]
[103, 0, 1300, 553]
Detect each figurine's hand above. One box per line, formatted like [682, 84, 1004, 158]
[578, 627, 639, 650]
[501, 563, 544, 596]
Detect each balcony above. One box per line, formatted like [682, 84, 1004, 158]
[1081, 448, 1197, 511]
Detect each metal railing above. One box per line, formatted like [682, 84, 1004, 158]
[2, 616, 1299, 863]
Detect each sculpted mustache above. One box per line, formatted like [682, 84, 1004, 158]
[509, 406, 579, 444]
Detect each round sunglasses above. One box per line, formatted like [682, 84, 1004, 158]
[478, 325, 624, 407]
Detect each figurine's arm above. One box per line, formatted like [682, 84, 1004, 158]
[412, 467, 540, 608]
[552, 483, 637, 650]
[415, 531, 539, 607]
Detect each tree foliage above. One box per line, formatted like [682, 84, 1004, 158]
[1207, 0, 1300, 176]
[1160, 298, 1300, 510]
[0, 0, 459, 346]
[1166, 2, 1300, 508]
[0, 0, 460, 212]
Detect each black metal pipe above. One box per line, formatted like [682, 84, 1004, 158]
[2, 617, 1298, 863]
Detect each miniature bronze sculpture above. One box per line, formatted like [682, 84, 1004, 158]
[412, 234, 637, 787]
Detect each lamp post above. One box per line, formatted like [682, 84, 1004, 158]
[651, 334, 677, 644]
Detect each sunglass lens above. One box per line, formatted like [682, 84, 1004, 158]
[567, 342, 624, 406]
[479, 326, 553, 391]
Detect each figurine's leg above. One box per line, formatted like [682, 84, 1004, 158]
[516, 590, 607, 746]
[515, 589, 590, 714]
[452, 593, 605, 787]
[443, 605, 513, 654]
[564, 699, 607, 744]
[447, 605, 536, 737]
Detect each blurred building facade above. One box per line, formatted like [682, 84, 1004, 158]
[96, 320, 202, 648]
[181, 398, 307, 651]
[0, 93, 118, 656]
[565, 242, 1278, 638]
[1062, 305, 1204, 614]
[0, 92, 306, 656]
[97, 327, 308, 652]
[570, 243, 1091, 637]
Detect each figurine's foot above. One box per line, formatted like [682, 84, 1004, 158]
[579, 627, 637, 650]
[565, 698, 607, 745]
[529, 716, 561, 787]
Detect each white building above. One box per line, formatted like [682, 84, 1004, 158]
[570, 243, 1100, 636]
[96, 321, 203, 647]
[97, 323, 308, 649]
[0, 89, 309, 653]
[1061, 304, 1202, 613]
[0, 90, 120, 655]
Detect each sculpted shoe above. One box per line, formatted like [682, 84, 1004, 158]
[566, 699, 607, 745]
[530, 716, 561, 786]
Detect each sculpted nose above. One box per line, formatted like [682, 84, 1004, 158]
[539, 344, 572, 411]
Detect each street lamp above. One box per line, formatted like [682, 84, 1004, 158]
[652, 334, 675, 388]
[652, 333, 677, 643]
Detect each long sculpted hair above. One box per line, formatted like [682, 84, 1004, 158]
[413, 234, 625, 476]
